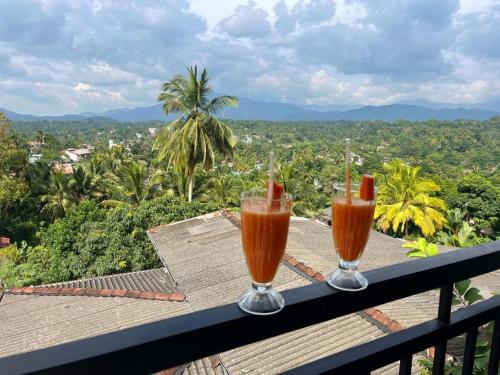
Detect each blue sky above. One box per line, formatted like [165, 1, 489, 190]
[0, 0, 499, 115]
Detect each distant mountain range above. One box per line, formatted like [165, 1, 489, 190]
[2, 97, 499, 122]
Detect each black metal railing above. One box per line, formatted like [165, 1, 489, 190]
[1, 241, 500, 375]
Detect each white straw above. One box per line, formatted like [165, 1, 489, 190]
[345, 138, 351, 204]
[345, 138, 351, 173]
[267, 151, 274, 210]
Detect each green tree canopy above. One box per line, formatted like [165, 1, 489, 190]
[153, 66, 238, 201]
[375, 159, 447, 237]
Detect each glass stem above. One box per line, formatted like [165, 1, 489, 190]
[339, 259, 359, 272]
[252, 282, 272, 292]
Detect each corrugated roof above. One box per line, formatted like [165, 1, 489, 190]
[148, 213, 411, 374]
[43, 268, 176, 294]
[149, 214, 311, 311]
[0, 293, 192, 359]
[182, 358, 225, 375]
[220, 314, 385, 375]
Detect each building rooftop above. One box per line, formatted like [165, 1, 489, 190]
[0, 268, 225, 374]
[148, 211, 421, 374]
[0, 283, 190, 359]
[0, 237, 11, 249]
[65, 148, 92, 156]
[3, 210, 497, 372]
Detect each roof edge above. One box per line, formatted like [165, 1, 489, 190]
[6, 287, 186, 302]
[147, 211, 223, 234]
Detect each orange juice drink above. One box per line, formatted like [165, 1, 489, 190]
[327, 174, 376, 291]
[241, 205, 290, 283]
[332, 197, 375, 262]
[238, 183, 292, 315]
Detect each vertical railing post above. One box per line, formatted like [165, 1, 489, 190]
[487, 320, 500, 375]
[461, 328, 478, 375]
[399, 355, 412, 375]
[433, 283, 453, 375]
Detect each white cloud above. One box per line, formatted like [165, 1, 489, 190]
[0, 0, 499, 115]
[74, 82, 91, 91]
[217, 1, 271, 38]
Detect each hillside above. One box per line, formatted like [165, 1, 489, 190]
[3, 98, 499, 122]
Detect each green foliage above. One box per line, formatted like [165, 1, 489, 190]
[0, 197, 218, 286]
[403, 238, 439, 258]
[404, 238, 491, 375]
[437, 222, 491, 248]
[208, 173, 239, 208]
[100, 160, 168, 207]
[0, 113, 29, 232]
[0, 244, 21, 264]
[375, 160, 447, 237]
[435, 209, 492, 247]
[443, 174, 500, 235]
[0, 244, 57, 288]
[39, 172, 76, 220]
[154, 66, 238, 201]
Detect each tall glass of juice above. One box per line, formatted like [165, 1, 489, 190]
[238, 189, 292, 315]
[327, 181, 376, 291]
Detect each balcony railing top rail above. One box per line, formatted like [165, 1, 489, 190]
[1, 241, 499, 375]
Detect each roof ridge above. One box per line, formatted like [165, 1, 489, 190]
[6, 287, 186, 302]
[148, 211, 223, 234]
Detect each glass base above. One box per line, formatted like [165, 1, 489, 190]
[327, 268, 368, 291]
[238, 282, 285, 315]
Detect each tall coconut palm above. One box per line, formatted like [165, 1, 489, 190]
[153, 66, 238, 201]
[374, 159, 447, 237]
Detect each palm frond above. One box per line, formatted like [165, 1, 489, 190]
[205, 95, 239, 114]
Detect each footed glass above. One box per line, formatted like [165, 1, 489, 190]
[327, 183, 376, 291]
[238, 190, 292, 315]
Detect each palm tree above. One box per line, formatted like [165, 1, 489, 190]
[40, 172, 75, 220]
[442, 208, 466, 235]
[209, 174, 238, 208]
[153, 66, 239, 201]
[374, 159, 447, 237]
[275, 160, 318, 217]
[166, 169, 210, 202]
[69, 165, 94, 201]
[82, 154, 114, 200]
[101, 161, 167, 208]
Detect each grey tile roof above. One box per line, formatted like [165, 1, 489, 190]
[149, 211, 500, 373]
[0, 293, 192, 359]
[285, 218, 410, 276]
[220, 314, 385, 375]
[149, 213, 312, 311]
[43, 268, 176, 294]
[148, 213, 409, 374]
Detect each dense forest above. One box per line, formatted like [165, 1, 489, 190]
[1, 112, 498, 288]
[0, 67, 499, 289]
